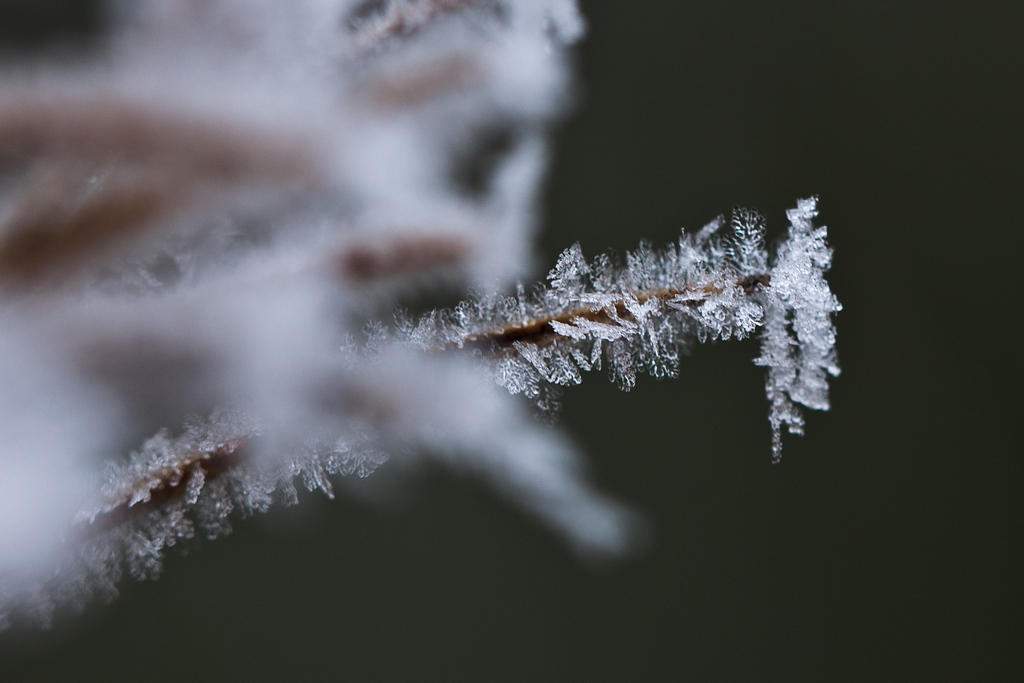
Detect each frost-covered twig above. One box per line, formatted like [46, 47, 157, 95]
[0, 1, 839, 630]
[408, 199, 840, 457]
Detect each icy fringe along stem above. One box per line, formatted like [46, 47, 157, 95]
[3, 197, 838, 629]
[408, 196, 841, 460]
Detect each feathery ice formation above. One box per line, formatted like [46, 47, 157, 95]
[410, 197, 841, 460]
[0, 0, 840, 630]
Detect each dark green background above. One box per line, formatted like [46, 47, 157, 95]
[1, 1, 1020, 680]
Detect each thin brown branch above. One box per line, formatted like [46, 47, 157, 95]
[332, 230, 473, 283]
[86, 437, 249, 534]
[0, 92, 326, 288]
[0, 163, 193, 285]
[0, 93, 320, 181]
[457, 273, 771, 353]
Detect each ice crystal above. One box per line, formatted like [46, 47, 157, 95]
[754, 198, 842, 460]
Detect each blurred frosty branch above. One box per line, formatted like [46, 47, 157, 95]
[0, 0, 839, 629]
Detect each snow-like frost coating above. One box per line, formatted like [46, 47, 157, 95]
[0, 2, 839, 628]
[410, 197, 840, 459]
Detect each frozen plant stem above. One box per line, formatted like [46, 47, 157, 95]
[405, 198, 841, 463]
[454, 275, 771, 352]
[0, 1, 839, 629]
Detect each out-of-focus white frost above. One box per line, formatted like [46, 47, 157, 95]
[0, 0, 631, 628]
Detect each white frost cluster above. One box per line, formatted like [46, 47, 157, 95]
[0, 2, 839, 628]
[754, 198, 842, 460]
[406, 198, 840, 459]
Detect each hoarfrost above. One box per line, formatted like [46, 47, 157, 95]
[0, 1, 840, 629]
[754, 197, 842, 461]
[418, 198, 840, 460]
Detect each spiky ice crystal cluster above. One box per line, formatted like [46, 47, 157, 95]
[409, 197, 841, 460]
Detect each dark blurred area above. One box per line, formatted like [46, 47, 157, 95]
[0, 1, 1020, 681]
[0, 0, 102, 52]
